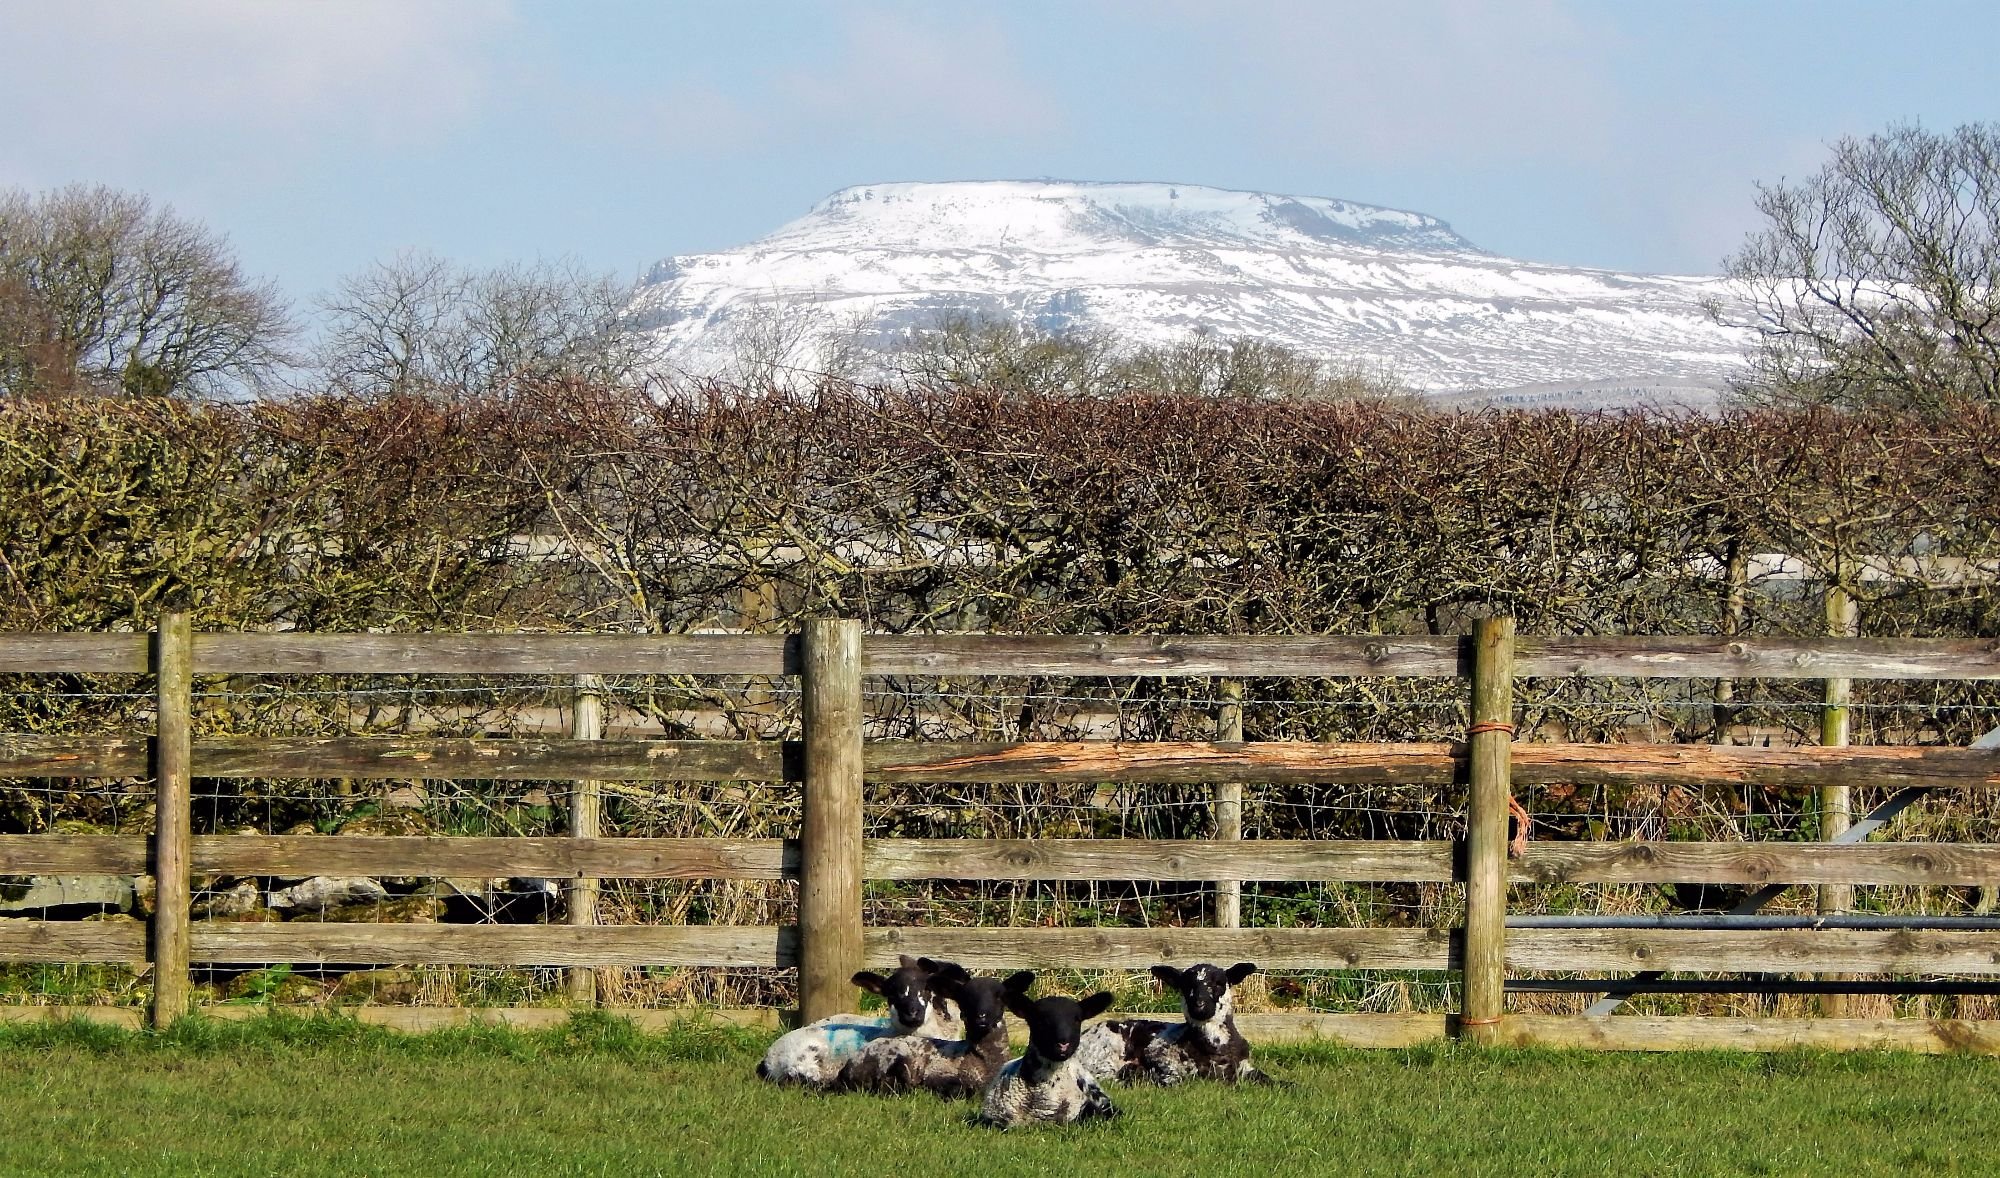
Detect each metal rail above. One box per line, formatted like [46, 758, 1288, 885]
[1515, 914, 2000, 931]
[1580, 723, 2000, 1015]
[1519, 978, 2000, 998]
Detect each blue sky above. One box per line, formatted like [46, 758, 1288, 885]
[3, 1, 1994, 306]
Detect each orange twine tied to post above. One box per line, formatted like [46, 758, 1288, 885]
[1464, 720, 1530, 858]
[1507, 795, 1532, 860]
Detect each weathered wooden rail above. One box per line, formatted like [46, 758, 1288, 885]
[9, 735, 1999, 789]
[11, 835, 2000, 887]
[5, 619, 2000, 1050]
[6, 630, 1999, 678]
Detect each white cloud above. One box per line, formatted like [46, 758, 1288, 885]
[776, 9, 1063, 141]
[0, 0, 513, 176]
[1623, 132, 1835, 276]
[1095, 0, 1816, 271]
[607, 6, 1062, 157]
[1134, 0, 1622, 167]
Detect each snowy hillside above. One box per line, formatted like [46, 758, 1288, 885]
[627, 180, 1749, 398]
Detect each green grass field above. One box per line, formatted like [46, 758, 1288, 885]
[1, 1014, 1994, 1177]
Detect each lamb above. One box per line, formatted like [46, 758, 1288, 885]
[1076, 961, 1273, 1086]
[834, 965, 1022, 1099]
[976, 981, 1118, 1129]
[757, 955, 963, 1087]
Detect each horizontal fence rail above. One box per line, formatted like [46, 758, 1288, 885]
[7, 619, 2000, 1050]
[6, 737, 1999, 790]
[1506, 929, 2000, 975]
[17, 916, 1997, 978]
[13, 835, 1999, 888]
[7, 631, 2000, 679]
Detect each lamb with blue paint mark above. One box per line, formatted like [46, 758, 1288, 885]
[834, 965, 1021, 1099]
[976, 979, 1118, 1129]
[1076, 961, 1273, 1086]
[757, 956, 963, 1087]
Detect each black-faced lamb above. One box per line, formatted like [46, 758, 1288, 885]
[975, 980, 1118, 1129]
[1076, 961, 1272, 1086]
[833, 965, 1020, 1099]
[757, 955, 963, 1087]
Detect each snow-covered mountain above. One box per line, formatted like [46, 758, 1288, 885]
[626, 180, 1748, 400]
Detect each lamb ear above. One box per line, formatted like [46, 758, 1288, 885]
[899, 954, 923, 972]
[1150, 964, 1186, 989]
[1004, 991, 1038, 1021]
[927, 961, 971, 991]
[1003, 970, 1036, 995]
[1077, 991, 1116, 1020]
[1226, 962, 1258, 985]
[851, 971, 887, 994]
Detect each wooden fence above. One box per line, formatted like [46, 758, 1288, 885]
[5, 617, 2000, 1051]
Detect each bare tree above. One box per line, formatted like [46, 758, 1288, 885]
[1122, 334, 1406, 401]
[707, 294, 869, 390]
[315, 251, 647, 396]
[889, 314, 1128, 393]
[0, 271, 73, 396]
[889, 316, 1407, 401]
[1720, 122, 2000, 413]
[0, 185, 292, 398]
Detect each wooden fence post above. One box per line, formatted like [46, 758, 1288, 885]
[1820, 585, 1859, 1016]
[1712, 536, 1747, 743]
[1461, 616, 1516, 1044]
[1214, 679, 1243, 929]
[798, 618, 864, 1023]
[150, 610, 193, 1029]
[567, 673, 604, 1006]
